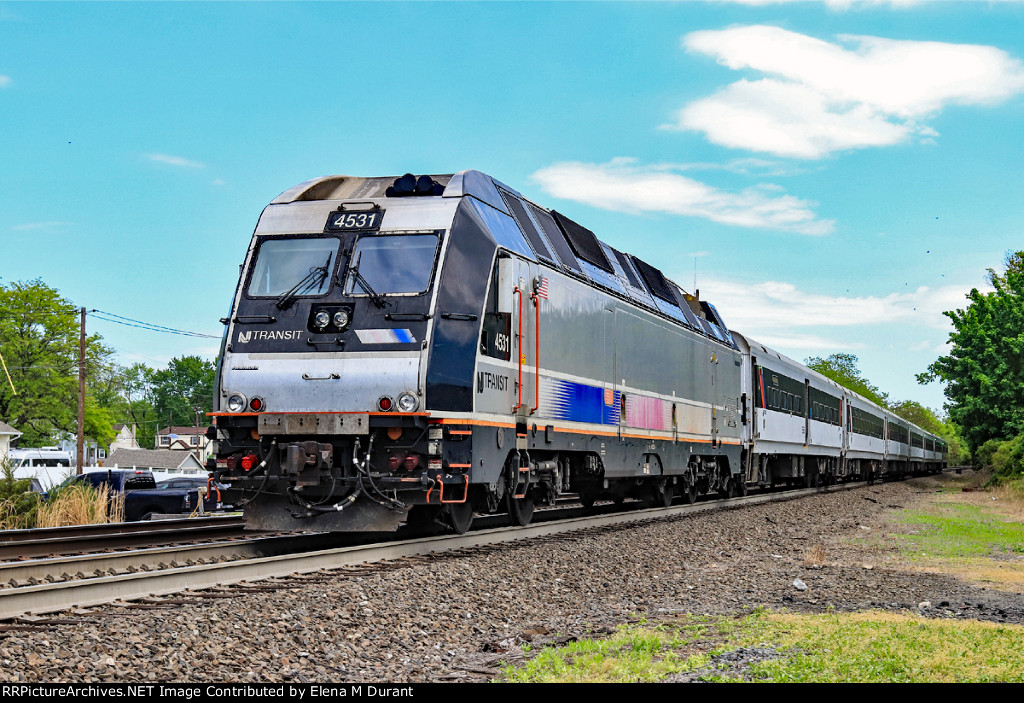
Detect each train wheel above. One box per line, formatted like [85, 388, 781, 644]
[683, 480, 697, 504]
[508, 492, 534, 527]
[578, 489, 597, 510]
[444, 502, 474, 534]
[738, 479, 748, 497]
[719, 477, 735, 499]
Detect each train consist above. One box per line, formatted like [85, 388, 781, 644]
[208, 171, 947, 533]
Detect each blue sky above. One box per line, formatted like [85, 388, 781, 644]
[2, 1, 1023, 413]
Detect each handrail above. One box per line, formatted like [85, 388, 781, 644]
[512, 286, 524, 413]
[531, 293, 540, 414]
[439, 474, 469, 504]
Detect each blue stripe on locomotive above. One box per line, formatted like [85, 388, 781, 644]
[546, 378, 621, 425]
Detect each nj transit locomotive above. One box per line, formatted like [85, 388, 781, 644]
[209, 171, 947, 533]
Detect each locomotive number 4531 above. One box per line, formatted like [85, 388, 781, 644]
[325, 210, 384, 231]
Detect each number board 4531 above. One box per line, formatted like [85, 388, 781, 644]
[325, 209, 384, 231]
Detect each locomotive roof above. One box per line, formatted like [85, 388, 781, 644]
[270, 170, 736, 348]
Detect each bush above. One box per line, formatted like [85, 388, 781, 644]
[0, 459, 40, 529]
[975, 438, 1004, 469]
[990, 433, 1024, 482]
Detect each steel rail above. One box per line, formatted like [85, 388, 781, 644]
[0, 514, 245, 543]
[0, 518, 248, 561]
[0, 482, 861, 621]
[0, 539, 268, 588]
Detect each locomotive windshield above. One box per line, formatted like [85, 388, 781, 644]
[344, 233, 439, 296]
[246, 237, 340, 297]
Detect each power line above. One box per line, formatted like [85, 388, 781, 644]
[88, 310, 221, 339]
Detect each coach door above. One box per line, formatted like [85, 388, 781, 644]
[804, 379, 811, 447]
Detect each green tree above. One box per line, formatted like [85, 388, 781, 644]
[150, 355, 216, 429]
[889, 400, 945, 435]
[805, 353, 889, 408]
[919, 251, 1024, 453]
[0, 280, 111, 446]
[92, 362, 159, 449]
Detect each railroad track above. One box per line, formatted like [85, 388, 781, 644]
[0, 481, 865, 622]
[0, 514, 248, 561]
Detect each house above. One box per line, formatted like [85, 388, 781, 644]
[104, 447, 207, 481]
[110, 424, 141, 452]
[56, 433, 106, 466]
[0, 421, 22, 464]
[155, 426, 211, 458]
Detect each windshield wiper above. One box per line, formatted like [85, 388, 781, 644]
[347, 252, 390, 309]
[275, 254, 331, 310]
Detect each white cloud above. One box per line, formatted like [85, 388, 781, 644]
[146, 153, 205, 168]
[668, 25, 1024, 158]
[0, 75, 11, 88]
[698, 276, 976, 333]
[532, 158, 834, 235]
[751, 332, 867, 351]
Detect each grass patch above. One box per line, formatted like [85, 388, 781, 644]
[500, 621, 712, 682]
[898, 503, 1024, 561]
[498, 610, 1024, 683]
[888, 482, 1024, 591]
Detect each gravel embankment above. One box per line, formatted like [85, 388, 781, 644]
[2, 476, 1022, 682]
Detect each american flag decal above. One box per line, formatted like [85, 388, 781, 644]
[535, 275, 549, 300]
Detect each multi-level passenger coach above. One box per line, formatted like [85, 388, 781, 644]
[210, 171, 745, 532]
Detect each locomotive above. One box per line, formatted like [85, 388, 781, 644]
[208, 171, 947, 533]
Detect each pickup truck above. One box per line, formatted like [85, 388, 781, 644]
[53, 469, 204, 521]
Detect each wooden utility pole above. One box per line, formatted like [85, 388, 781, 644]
[77, 306, 85, 475]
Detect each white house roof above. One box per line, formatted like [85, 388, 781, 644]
[0, 421, 21, 438]
[105, 448, 205, 472]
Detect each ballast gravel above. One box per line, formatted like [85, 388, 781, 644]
[2, 475, 1022, 682]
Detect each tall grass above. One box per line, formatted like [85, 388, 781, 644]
[35, 482, 125, 527]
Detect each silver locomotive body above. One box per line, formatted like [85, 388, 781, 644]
[211, 171, 744, 532]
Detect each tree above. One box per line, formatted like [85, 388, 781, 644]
[919, 251, 1024, 453]
[889, 400, 945, 435]
[0, 279, 112, 446]
[150, 356, 216, 429]
[805, 353, 889, 408]
[92, 362, 159, 449]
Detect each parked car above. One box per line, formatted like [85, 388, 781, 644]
[48, 469, 205, 521]
[155, 476, 231, 510]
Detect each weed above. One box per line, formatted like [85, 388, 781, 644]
[499, 610, 1024, 683]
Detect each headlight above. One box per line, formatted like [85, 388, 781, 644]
[333, 310, 350, 328]
[314, 311, 331, 329]
[397, 391, 419, 412]
[227, 393, 247, 413]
